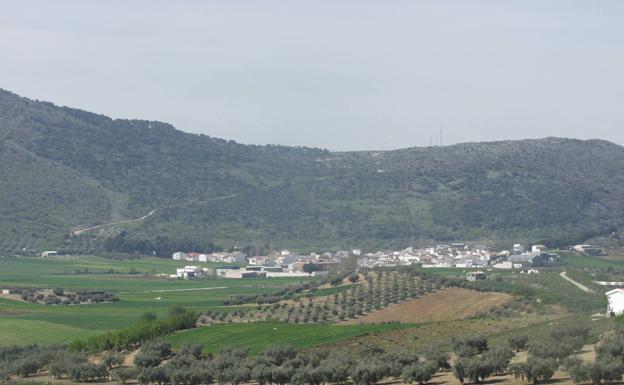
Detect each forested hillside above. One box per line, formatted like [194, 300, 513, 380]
[1, 89, 623, 254]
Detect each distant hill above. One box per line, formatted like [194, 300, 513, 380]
[1, 89, 623, 255]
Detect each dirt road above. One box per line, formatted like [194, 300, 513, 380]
[73, 209, 157, 235]
[560, 271, 594, 293]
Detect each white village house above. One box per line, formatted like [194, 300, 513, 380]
[606, 288, 624, 316]
[172, 252, 187, 260]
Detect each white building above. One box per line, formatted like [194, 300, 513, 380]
[211, 252, 247, 264]
[606, 289, 624, 316]
[248, 256, 275, 266]
[278, 254, 299, 266]
[573, 244, 592, 252]
[176, 266, 203, 279]
[532, 245, 547, 253]
[172, 251, 187, 260]
[513, 244, 524, 254]
[492, 261, 513, 269]
[41, 251, 58, 258]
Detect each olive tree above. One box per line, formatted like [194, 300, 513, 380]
[508, 335, 529, 352]
[402, 361, 438, 385]
[113, 367, 139, 385]
[103, 351, 125, 370]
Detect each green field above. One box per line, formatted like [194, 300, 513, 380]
[0, 256, 319, 345]
[0, 254, 618, 351]
[166, 322, 410, 355]
[560, 253, 624, 269]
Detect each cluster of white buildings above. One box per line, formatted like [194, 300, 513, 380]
[171, 249, 339, 279]
[172, 251, 246, 264]
[215, 266, 328, 279]
[171, 242, 564, 279]
[357, 244, 491, 269]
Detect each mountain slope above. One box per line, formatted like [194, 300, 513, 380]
[1, 89, 623, 253]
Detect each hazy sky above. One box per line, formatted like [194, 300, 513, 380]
[1, 1, 623, 150]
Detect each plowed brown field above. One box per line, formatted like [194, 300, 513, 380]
[338, 288, 511, 325]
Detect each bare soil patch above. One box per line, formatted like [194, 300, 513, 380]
[338, 288, 511, 325]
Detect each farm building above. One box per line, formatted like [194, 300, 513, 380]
[572, 244, 607, 256]
[492, 261, 513, 269]
[509, 251, 560, 268]
[41, 250, 58, 257]
[606, 288, 624, 316]
[466, 271, 486, 281]
[216, 266, 310, 279]
[176, 266, 204, 279]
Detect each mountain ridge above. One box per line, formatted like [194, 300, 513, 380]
[1, 89, 623, 254]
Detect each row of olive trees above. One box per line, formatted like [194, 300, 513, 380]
[130, 340, 449, 385]
[450, 324, 593, 385]
[0, 344, 133, 383]
[202, 270, 435, 326]
[0, 320, 597, 385]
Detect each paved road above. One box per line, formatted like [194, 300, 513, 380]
[560, 271, 594, 293]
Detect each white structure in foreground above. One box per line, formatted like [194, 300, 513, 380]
[176, 266, 204, 279]
[606, 288, 624, 316]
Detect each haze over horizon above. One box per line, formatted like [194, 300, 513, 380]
[1, 1, 623, 151]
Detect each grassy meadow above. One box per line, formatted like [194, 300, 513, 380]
[167, 322, 410, 355]
[0, 253, 619, 353]
[0, 255, 319, 345]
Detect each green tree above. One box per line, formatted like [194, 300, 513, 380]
[508, 335, 529, 352]
[402, 362, 438, 385]
[113, 367, 139, 385]
[103, 351, 125, 370]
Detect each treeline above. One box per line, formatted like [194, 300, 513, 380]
[0, 343, 132, 383]
[102, 231, 221, 257]
[14, 287, 118, 305]
[130, 341, 448, 385]
[69, 307, 197, 352]
[0, 321, 612, 385]
[222, 279, 336, 306]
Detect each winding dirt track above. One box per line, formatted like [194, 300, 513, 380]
[73, 209, 157, 235]
[72, 193, 240, 235]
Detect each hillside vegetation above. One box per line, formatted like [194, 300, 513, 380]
[1, 89, 624, 253]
